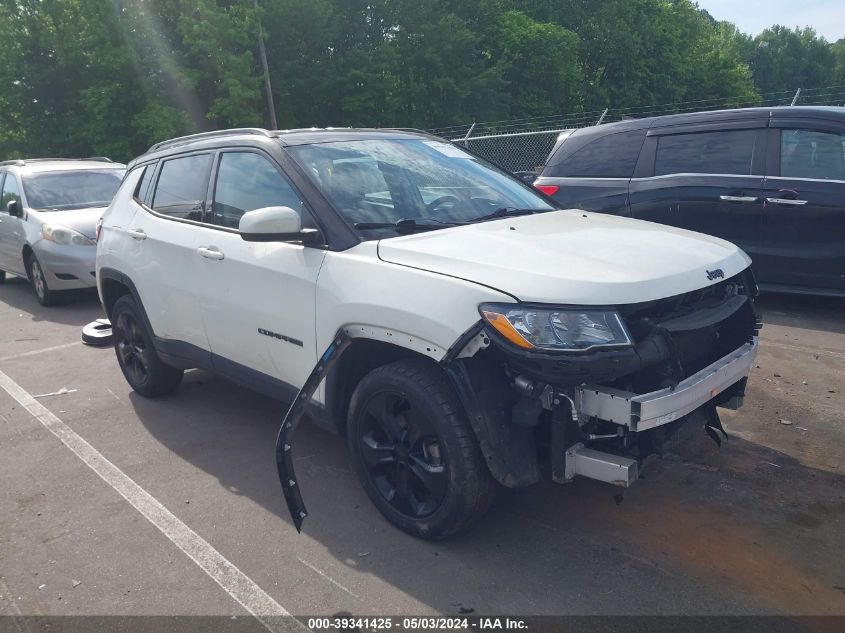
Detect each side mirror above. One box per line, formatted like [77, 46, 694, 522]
[7, 200, 22, 218]
[239, 206, 320, 243]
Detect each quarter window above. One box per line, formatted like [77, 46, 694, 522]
[212, 152, 306, 229]
[1, 172, 21, 210]
[151, 154, 212, 220]
[135, 163, 156, 205]
[546, 130, 646, 178]
[654, 129, 756, 176]
[780, 129, 845, 180]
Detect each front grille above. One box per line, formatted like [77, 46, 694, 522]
[616, 272, 759, 393]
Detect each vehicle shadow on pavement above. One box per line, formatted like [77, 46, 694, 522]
[756, 292, 845, 335]
[0, 275, 102, 326]
[128, 369, 845, 616]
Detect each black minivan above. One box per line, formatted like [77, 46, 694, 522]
[533, 106, 845, 297]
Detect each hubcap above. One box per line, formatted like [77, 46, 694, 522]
[32, 261, 45, 298]
[358, 392, 448, 518]
[114, 312, 150, 386]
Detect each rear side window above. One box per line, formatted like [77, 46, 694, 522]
[152, 153, 212, 220]
[545, 130, 645, 178]
[780, 129, 845, 180]
[212, 152, 306, 228]
[655, 129, 756, 176]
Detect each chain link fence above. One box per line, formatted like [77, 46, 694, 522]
[456, 129, 569, 173]
[432, 85, 845, 175]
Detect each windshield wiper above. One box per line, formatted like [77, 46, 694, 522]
[470, 207, 544, 223]
[353, 218, 463, 233]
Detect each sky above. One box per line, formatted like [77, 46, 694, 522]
[696, 0, 845, 41]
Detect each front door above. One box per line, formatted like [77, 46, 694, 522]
[757, 125, 845, 292]
[192, 150, 326, 392]
[628, 127, 766, 261]
[0, 172, 27, 275]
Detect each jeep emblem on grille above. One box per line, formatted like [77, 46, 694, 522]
[706, 268, 725, 281]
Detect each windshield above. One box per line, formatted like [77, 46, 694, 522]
[22, 169, 124, 211]
[287, 139, 554, 238]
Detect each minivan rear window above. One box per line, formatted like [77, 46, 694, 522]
[545, 130, 646, 178]
[654, 129, 756, 176]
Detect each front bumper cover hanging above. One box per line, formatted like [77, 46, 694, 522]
[275, 329, 352, 532]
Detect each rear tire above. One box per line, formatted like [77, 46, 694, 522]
[111, 295, 183, 397]
[28, 254, 59, 306]
[348, 358, 496, 539]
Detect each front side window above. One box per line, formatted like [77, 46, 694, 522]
[152, 153, 212, 220]
[546, 130, 646, 178]
[654, 129, 757, 176]
[780, 129, 845, 180]
[1, 172, 20, 211]
[212, 152, 306, 228]
[287, 139, 554, 238]
[21, 169, 123, 211]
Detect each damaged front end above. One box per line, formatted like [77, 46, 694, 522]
[443, 269, 761, 490]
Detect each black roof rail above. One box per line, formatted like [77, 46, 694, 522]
[148, 128, 275, 152]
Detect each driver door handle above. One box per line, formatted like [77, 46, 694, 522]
[719, 195, 759, 203]
[197, 246, 225, 260]
[765, 197, 807, 206]
[127, 229, 147, 241]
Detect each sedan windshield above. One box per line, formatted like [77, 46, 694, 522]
[22, 169, 124, 211]
[287, 139, 554, 237]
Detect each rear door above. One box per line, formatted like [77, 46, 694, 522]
[126, 153, 213, 353]
[757, 122, 845, 292]
[628, 124, 766, 260]
[534, 128, 646, 214]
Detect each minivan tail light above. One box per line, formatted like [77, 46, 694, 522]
[534, 184, 559, 196]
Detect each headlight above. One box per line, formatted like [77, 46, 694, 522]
[480, 303, 633, 351]
[41, 224, 95, 246]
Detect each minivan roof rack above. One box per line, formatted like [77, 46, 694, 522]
[0, 157, 116, 166]
[149, 128, 274, 152]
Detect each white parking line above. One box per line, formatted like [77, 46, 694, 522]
[0, 368, 304, 633]
[0, 341, 82, 362]
[297, 558, 359, 599]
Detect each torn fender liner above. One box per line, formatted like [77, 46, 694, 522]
[276, 328, 352, 532]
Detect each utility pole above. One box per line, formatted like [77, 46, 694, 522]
[254, 0, 278, 129]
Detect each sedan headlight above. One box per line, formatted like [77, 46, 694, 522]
[480, 303, 633, 351]
[41, 224, 95, 246]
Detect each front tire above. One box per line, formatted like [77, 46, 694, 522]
[348, 358, 496, 539]
[28, 254, 59, 306]
[111, 295, 183, 397]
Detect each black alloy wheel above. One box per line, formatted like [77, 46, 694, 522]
[357, 391, 448, 518]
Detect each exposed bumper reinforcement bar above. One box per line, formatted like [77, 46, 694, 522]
[576, 338, 758, 432]
[565, 443, 638, 487]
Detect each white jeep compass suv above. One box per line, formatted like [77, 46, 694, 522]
[97, 128, 759, 539]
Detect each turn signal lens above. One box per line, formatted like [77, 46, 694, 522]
[481, 310, 535, 349]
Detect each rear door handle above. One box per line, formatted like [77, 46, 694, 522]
[197, 246, 225, 260]
[765, 197, 807, 206]
[127, 229, 147, 241]
[719, 195, 759, 203]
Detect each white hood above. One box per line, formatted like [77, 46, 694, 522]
[377, 210, 751, 305]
